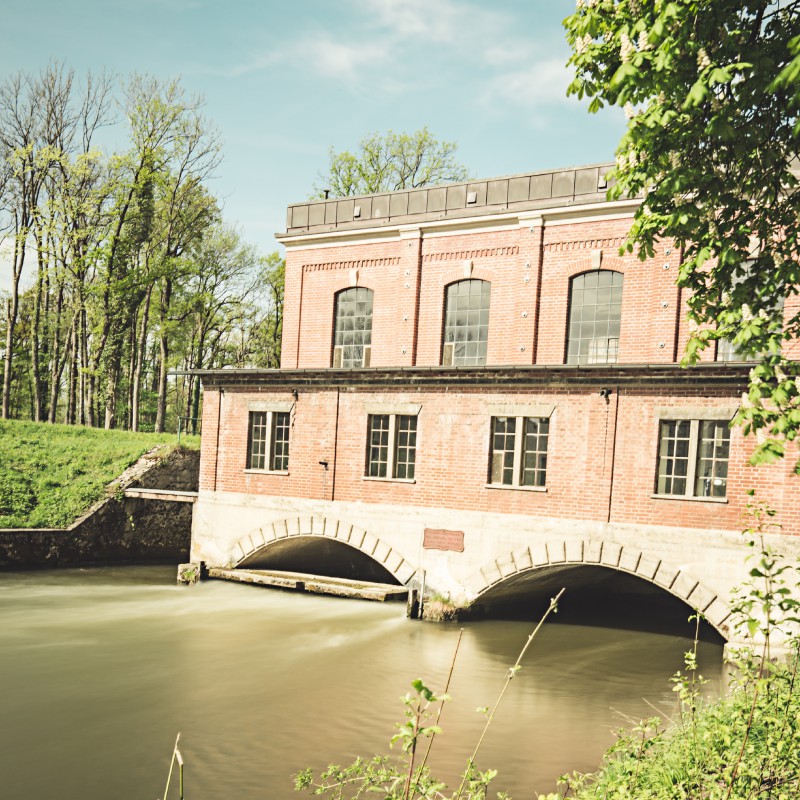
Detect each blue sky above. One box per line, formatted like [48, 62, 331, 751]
[1, 0, 625, 258]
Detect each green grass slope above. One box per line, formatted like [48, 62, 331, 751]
[0, 420, 199, 529]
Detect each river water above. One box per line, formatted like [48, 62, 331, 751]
[0, 566, 725, 800]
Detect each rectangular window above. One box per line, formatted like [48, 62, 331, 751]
[489, 416, 549, 488]
[655, 419, 729, 498]
[247, 410, 290, 472]
[366, 414, 417, 480]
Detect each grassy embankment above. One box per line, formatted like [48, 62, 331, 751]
[0, 419, 199, 529]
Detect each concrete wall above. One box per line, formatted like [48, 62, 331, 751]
[190, 489, 800, 643]
[0, 447, 199, 569]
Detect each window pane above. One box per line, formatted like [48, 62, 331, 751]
[334, 288, 374, 367]
[521, 417, 549, 487]
[443, 280, 491, 366]
[655, 420, 691, 495]
[695, 421, 730, 497]
[394, 415, 417, 479]
[489, 417, 516, 485]
[247, 411, 268, 470]
[270, 412, 290, 471]
[566, 271, 624, 365]
[366, 415, 390, 477]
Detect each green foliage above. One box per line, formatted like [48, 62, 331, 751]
[551, 504, 800, 800]
[0, 418, 197, 528]
[0, 67, 272, 432]
[295, 680, 505, 800]
[0, 470, 37, 516]
[564, 0, 800, 467]
[315, 127, 469, 198]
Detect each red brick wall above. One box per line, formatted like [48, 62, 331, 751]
[207, 384, 799, 535]
[281, 214, 713, 369]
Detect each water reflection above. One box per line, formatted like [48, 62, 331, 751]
[0, 567, 724, 799]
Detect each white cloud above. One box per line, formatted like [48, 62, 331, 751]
[357, 0, 506, 45]
[480, 57, 574, 113]
[301, 34, 390, 83]
[209, 0, 573, 113]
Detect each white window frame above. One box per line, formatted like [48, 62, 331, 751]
[245, 406, 291, 474]
[653, 418, 730, 502]
[364, 413, 417, 483]
[486, 415, 549, 491]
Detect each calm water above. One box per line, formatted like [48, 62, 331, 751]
[0, 566, 724, 799]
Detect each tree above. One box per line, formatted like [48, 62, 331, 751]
[564, 0, 800, 465]
[315, 127, 469, 197]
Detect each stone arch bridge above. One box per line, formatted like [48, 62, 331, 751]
[189, 495, 799, 646]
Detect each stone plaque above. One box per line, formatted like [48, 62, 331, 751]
[423, 528, 465, 552]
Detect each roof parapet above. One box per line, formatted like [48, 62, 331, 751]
[279, 162, 619, 238]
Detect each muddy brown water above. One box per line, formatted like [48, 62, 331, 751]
[0, 566, 724, 799]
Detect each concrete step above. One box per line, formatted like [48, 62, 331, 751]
[207, 567, 409, 602]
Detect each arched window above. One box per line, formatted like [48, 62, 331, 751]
[442, 279, 491, 366]
[566, 271, 623, 364]
[332, 287, 373, 368]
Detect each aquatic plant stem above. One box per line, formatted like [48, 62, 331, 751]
[455, 588, 565, 800]
[417, 628, 464, 779]
[162, 732, 181, 800]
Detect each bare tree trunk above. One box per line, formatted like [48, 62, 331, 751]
[47, 285, 66, 423]
[154, 277, 172, 433]
[131, 283, 152, 432]
[65, 316, 77, 424]
[80, 304, 89, 426]
[2, 223, 26, 419]
[155, 334, 169, 433]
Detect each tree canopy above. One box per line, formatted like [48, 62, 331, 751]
[564, 0, 800, 465]
[0, 65, 283, 433]
[315, 127, 469, 198]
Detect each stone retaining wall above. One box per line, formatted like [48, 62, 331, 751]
[0, 447, 200, 569]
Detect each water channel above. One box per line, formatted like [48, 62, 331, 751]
[0, 566, 725, 799]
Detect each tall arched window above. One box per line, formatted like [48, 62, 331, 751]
[566, 271, 623, 364]
[332, 287, 373, 368]
[442, 279, 491, 366]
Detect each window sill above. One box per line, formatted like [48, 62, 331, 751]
[485, 483, 547, 492]
[650, 493, 728, 504]
[244, 469, 290, 476]
[362, 476, 416, 484]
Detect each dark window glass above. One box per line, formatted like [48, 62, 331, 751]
[490, 417, 517, 485]
[366, 414, 390, 477]
[489, 416, 549, 487]
[247, 410, 290, 472]
[394, 415, 417, 479]
[521, 417, 549, 487]
[656, 420, 690, 495]
[247, 411, 268, 470]
[270, 412, 290, 471]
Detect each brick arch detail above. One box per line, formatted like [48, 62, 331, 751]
[440, 268, 496, 287]
[332, 281, 376, 296]
[565, 260, 627, 281]
[465, 539, 731, 638]
[230, 516, 417, 585]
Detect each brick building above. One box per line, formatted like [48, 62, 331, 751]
[191, 163, 800, 639]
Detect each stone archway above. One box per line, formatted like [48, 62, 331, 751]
[230, 515, 417, 586]
[464, 539, 731, 639]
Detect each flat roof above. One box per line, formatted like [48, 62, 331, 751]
[278, 162, 620, 239]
